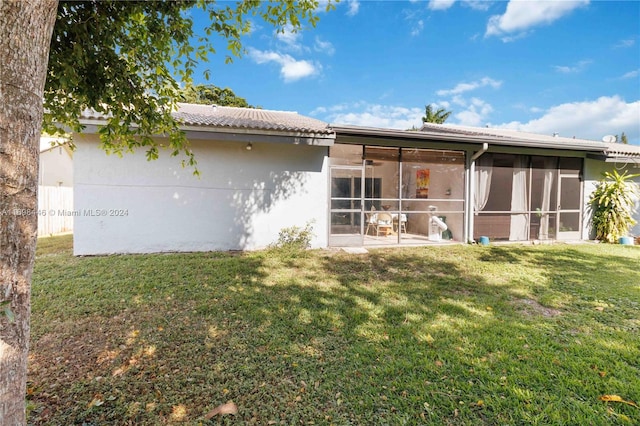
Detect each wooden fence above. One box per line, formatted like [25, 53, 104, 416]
[38, 186, 74, 236]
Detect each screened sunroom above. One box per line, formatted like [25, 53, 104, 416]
[326, 123, 634, 247]
[328, 144, 465, 247]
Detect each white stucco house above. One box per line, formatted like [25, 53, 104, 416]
[71, 104, 640, 255]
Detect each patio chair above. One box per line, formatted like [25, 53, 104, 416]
[373, 212, 393, 236]
[365, 212, 376, 235]
[393, 213, 407, 233]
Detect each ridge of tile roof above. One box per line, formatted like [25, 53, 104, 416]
[420, 122, 601, 146]
[174, 103, 332, 134]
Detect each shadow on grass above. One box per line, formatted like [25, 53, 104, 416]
[28, 242, 640, 425]
[478, 244, 640, 298]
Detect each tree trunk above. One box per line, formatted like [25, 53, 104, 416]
[0, 1, 57, 424]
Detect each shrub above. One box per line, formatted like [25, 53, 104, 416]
[269, 221, 314, 252]
[588, 170, 640, 243]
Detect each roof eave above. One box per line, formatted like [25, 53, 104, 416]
[77, 119, 335, 147]
[331, 124, 608, 153]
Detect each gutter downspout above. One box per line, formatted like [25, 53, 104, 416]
[466, 143, 489, 243]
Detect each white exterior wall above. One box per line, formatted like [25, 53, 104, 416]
[583, 158, 640, 239]
[73, 134, 329, 255]
[39, 146, 73, 187]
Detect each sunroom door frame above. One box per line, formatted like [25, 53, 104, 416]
[328, 165, 365, 247]
[556, 173, 583, 240]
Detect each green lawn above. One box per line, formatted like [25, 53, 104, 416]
[29, 235, 640, 425]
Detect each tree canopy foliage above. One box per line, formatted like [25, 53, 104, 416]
[44, 0, 329, 167]
[177, 84, 254, 107]
[422, 104, 452, 124]
[616, 132, 629, 144]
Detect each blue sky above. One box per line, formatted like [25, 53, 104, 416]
[190, 0, 640, 145]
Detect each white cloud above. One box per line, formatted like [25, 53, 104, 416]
[486, 0, 589, 40]
[620, 69, 639, 80]
[403, 8, 425, 37]
[451, 95, 467, 106]
[315, 0, 331, 13]
[314, 36, 335, 55]
[436, 77, 502, 96]
[313, 102, 424, 129]
[451, 98, 494, 127]
[246, 19, 262, 35]
[317, 0, 359, 16]
[428, 0, 456, 11]
[463, 0, 491, 11]
[411, 20, 425, 36]
[346, 0, 360, 16]
[434, 78, 501, 125]
[247, 48, 320, 82]
[426, 0, 490, 12]
[553, 59, 592, 74]
[494, 96, 640, 143]
[275, 24, 303, 52]
[613, 38, 635, 49]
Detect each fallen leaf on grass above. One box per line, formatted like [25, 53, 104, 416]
[87, 396, 104, 408]
[204, 401, 238, 419]
[599, 395, 638, 408]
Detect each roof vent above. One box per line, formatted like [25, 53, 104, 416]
[553, 132, 559, 137]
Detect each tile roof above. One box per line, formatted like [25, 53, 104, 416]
[174, 103, 332, 134]
[603, 143, 640, 158]
[332, 123, 607, 152]
[419, 122, 604, 147]
[419, 123, 640, 159]
[80, 103, 332, 135]
[78, 105, 640, 159]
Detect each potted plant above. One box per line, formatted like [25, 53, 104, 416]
[588, 170, 640, 243]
